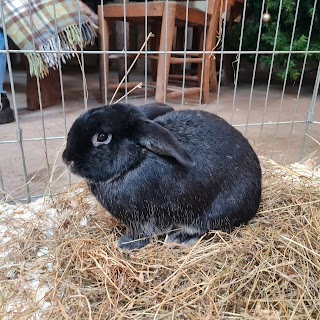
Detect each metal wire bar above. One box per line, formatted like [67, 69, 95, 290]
[76, 0, 88, 111]
[122, 0, 129, 103]
[230, 0, 248, 125]
[0, 0, 31, 202]
[51, 0, 71, 187]
[0, 161, 4, 196]
[0, 120, 312, 145]
[284, 0, 319, 162]
[258, 0, 284, 144]
[233, 120, 308, 128]
[299, 61, 320, 160]
[198, 0, 209, 106]
[181, 0, 190, 106]
[100, 0, 108, 104]
[35, 77, 51, 175]
[244, 0, 266, 137]
[163, 0, 170, 104]
[3, 49, 320, 55]
[144, 0, 148, 103]
[270, 0, 302, 159]
[1, 137, 66, 144]
[27, 0, 51, 190]
[215, 0, 229, 114]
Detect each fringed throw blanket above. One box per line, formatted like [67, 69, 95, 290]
[0, 0, 98, 78]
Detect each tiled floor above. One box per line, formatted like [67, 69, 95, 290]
[0, 67, 319, 201]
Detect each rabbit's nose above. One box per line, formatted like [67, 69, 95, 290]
[62, 149, 69, 164]
[62, 149, 74, 165]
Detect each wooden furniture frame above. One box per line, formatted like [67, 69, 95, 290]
[98, 0, 222, 104]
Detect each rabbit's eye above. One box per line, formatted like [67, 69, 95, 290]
[97, 133, 108, 142]
[92, 133, 112, 147]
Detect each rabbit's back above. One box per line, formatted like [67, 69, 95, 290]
[155, 110, 261, 181]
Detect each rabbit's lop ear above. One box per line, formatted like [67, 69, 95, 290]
[139, 103, 174, 120]
[136, 121, 195, 168]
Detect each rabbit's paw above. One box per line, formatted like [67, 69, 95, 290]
[117, 234, 150, 251]
[165, 231, 201, 246]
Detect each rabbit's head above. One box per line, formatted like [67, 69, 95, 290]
[62, 103, 194, 183]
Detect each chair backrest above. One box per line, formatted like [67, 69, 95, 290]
[188, 0, 243, 18]
[187, 0, 221, 16]
[188, 0, 223, 39]
[179, 0, 222, 51]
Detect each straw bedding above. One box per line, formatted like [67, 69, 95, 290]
[0, 158, 319, 319]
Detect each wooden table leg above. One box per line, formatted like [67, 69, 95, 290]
[26, 70, 61, 111]
[98, 5, 109, 104]
[155, 3, 176, 102]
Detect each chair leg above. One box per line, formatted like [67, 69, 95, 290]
[192, 28, 200, 74]
[155, 3, 176, 102]
[210, 56, 218, 92]
[116, 20, 130, 83]
[98, 6, 109, 104]
[151, 22, 161, 82]
[209, 24, 218, 92]
[202, 55, 210, 104]
[197, 28, 214, 104]
[172, 27, 184, 75]
[201, 0, 222, 103]
[197, 29, 204, 87]
[202, 16, 217, 104]
[202, 27, 211, 104]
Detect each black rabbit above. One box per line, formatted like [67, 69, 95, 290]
[63, 103, 262, 250]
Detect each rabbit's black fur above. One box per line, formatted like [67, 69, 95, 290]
[63, 103, 262, 250]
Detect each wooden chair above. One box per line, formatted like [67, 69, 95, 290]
[98, 0, 222, 104]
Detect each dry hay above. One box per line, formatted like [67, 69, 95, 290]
[0, 158, 319, 320]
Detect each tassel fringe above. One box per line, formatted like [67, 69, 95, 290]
[26, 22, 97, 78]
